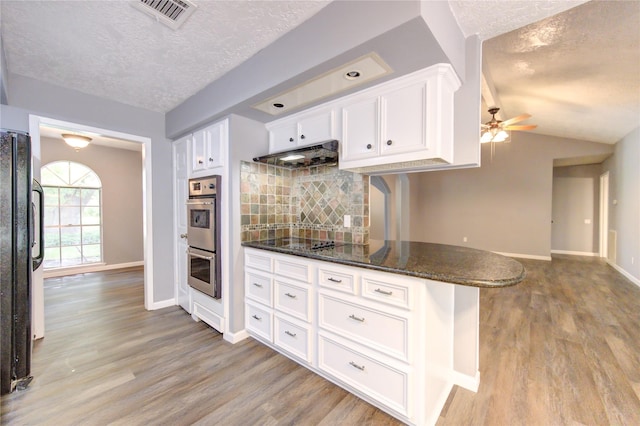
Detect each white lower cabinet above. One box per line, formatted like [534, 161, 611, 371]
[317, 332, 409, 417]
[245, 300, 273, 342]
[318, 292, 410, 363]
[274, 314, 312, 363]
[244, 248, 467, 426]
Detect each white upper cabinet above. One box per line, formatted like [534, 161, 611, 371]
[380, 81, 428, 156]
[191, 120, 226, 174]
[341, 96, 379, 162]
[339, 64, 461, 174]
[268, 107, 335, 153]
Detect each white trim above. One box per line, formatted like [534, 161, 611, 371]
[495, 251, 552, 261]
[43, 261, 144, 278]
[599, 172, 609, 258]
[150, 298, 176, 310]
[452, 370, 480, 393]
[607, 260, 640, 288]
[550, 250, 599, 257]
[223, 329, 250, 344]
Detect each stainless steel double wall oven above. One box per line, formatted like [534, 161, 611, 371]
[187, 175, 221, 298]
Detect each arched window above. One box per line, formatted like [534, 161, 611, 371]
[41, 161, 102, 269]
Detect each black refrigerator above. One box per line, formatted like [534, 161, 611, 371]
[1, 129, 44, 395]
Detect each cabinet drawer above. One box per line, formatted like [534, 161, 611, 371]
[274, 280, 311, 322]
[318, 294, 409, 362]
[274, 257, 311, 283]
[246, 301, 272, 342]
[245, 270, 272, 306]
[274, 315, 312, 363]
[362, 275, 413, 310]
[318, 267, 356, 294]
[245, 249, 272, 272]
[318, 335, 408, 416]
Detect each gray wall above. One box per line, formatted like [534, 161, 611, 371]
[551, 164, 602, 254]
[40, 136, 144, 265]
[603, 126, 640, 281]
[5, 73, 174, 304]
[407, 133, 614, 258]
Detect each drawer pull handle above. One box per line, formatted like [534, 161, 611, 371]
[285, 292, 297, 299]
[328, 277, 342, 283]
[252, 315, 262, 321]
[374, 288, 393, 296]
[285, 330, 297, 337]
[253, 283, 263, 288]
[349, 361, 365, 371]
[349, 314, 365, 322]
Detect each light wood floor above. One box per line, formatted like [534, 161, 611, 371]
[1, 267, 399, 425]
[439, 255, 640, 425]
[2, 256, 639, 425]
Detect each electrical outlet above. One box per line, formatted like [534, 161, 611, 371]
[463, 236, 468, 242]
[584, 219, 591, 224]
[343, 215, 351, 228]
[632, 257, 635, 265]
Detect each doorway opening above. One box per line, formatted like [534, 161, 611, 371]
[29, 115, 153, 340]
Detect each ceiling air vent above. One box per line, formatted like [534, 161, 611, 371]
[132, 0, 197, 30]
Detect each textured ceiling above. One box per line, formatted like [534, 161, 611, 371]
[448, 0, 589, 40]
[0, 0, 330, 112]
[480, 0, 640, 144]
[1, 0, 639, 146]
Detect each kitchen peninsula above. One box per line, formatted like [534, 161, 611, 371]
[242, 238, 525, 425]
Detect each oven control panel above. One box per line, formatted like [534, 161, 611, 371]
[189, 175, 220, 198]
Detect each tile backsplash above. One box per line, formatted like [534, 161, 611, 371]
[240, 161, 368, 244]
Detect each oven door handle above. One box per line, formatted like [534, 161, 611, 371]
[186, 201, 214, 206]
[188, 250, 214, 260]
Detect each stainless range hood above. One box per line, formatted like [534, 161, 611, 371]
[253, 140, 339, 169]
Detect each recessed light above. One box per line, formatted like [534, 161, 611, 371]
[273, 103, 285, 108]
[345, 70, 361, 80]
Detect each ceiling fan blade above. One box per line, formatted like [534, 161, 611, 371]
[505, 124, 538, 131]
[502, 113, 531, 126]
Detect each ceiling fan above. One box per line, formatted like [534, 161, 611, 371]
[481, 107, 537, 143]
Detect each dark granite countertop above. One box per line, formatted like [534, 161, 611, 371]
[242, 238, 525, 288]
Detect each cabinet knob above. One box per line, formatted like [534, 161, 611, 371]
[386, 140, 393, 146]
[289, 137, 294, 142]
[366, 144, 372, 150]
[198, 160, 203, 164]
[180, 233, 187, 239]
[209, 157, 214, 162]
[300, 134, 306, 140]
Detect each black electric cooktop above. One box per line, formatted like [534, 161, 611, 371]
[258, 237, 343, 251]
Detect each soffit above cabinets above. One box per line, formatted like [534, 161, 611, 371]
[252, 53, 393, 116]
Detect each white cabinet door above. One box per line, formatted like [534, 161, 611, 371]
[191, 131, 206, 173]
[341, 97, 379, 162]
[381, 82, 427, 156]
[268, 109, 335, 153]
[298, 111, 334, 146]
[191, 121, 226, 173]
[269, 121, 298, 153]
[206, 120, 225, 168]
[173, 136, 190, 312]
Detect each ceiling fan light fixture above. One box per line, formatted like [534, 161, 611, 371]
[480, 127, 510, 143]
[62, 133, 92, 150]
